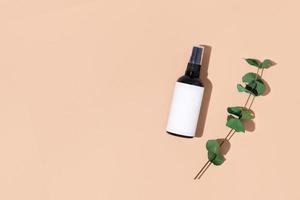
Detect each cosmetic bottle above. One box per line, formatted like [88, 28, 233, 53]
[166, 46, 205, 138]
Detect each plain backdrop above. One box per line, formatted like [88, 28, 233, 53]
[0, 0, 299, 199]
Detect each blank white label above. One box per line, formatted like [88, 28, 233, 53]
[166, 82, 204, 137]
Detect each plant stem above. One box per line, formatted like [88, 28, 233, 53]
[243, 94, 252, 107]
[194, 67, 263, 180]
[194, 129, 234, 179]
[194, 160, 211, 179]
[255, 67, 260, 79]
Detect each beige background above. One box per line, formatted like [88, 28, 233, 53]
[0, 0, 299, 199]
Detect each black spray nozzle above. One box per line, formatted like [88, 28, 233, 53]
[189, 46, 204, 66]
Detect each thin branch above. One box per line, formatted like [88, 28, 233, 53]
[243, 94, 252, 107]
[194, 67, 263, 180]
[194, 129, 233, 179]
[195, 162, 212, 180]
[260, 68, 264, 77]
[248, 96, 256, 110]
[194, 160, 210, 180]
[221, 129, 233, 145]
[227, 131, 236, 141]
[255, 67, 260, 79]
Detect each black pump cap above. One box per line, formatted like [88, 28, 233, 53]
[189, 46, 204, 66]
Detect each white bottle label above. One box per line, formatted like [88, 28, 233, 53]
[166, 82, 204, 137]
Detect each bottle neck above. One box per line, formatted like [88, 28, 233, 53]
[185, 63, 201, 78]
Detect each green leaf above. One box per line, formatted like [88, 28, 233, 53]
[226, 115, 245, 132]
[245, 58, 260, 67]
[227, 107, 254, 120]
[237, 84, 255, 95]
[245, 81, 258, 96]
[227, 106, 242, 117]
[211, 154, 225, 166]
[208, 151, 216, 161]
[206, 140, 220, 154]
[240, 110, 254, 120]
[260, 59, 272, 68]
[206, 140, 225, 166]
[237, 84, 246, 92]
[242, 79, 265, 96]
[255, 79, 266, 95]
[207, 151, 225, 166]
[246, 80, 257, 90]
[242, 72, 260, 83]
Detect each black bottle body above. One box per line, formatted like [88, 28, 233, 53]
[178, 61, 204, 87]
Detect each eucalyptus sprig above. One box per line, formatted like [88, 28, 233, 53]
[194, 58, 273, 180]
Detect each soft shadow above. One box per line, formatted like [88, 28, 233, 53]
[261, 60, 275, 96]
[216, 139, 231, 155]
[243, 119, 256, 132]
[195, 45, 212, 137]
[262, 78, 271, 96]
[243, 108, 256, 132]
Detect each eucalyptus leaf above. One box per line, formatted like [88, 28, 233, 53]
[226, 115, 245, 132]
[246, 80, 257, 90]
[237, 84, 247, 92]
[260, 59, 272, 68]
[227, 107, 254, 120]
[255, 79, 266, 95]
[207, 150, 225, 166]
[211, 154, 225, 166]
[227, 106, 242, 117]
[208, 151, 216, 161]
[241, 110, 254, 120]
[245, 81, 258, 96]
[206, 140, 220, 154]
[242, 72, 260, 83]
[245, 58, 260, 67]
